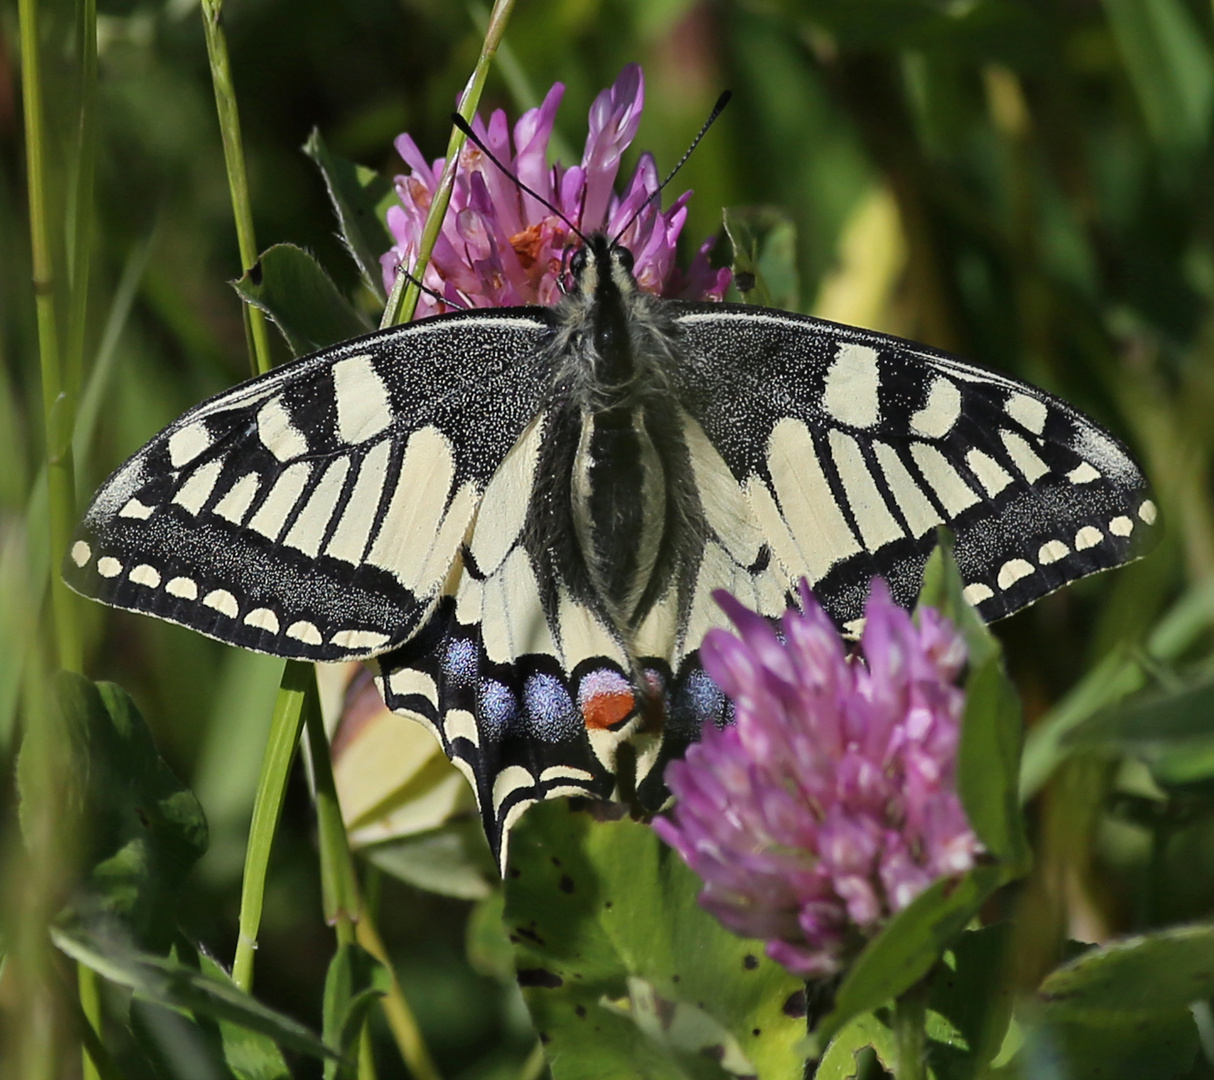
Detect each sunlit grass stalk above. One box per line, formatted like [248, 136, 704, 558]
[231, 659, 309, 991]
[383, 0, 518, 326]
[65, 0, 97, 401]
[66, 3, 100, 1073]
[200, 0, 273, 378]
[197, 0, 316, 998]
[20, 0, 81, 675]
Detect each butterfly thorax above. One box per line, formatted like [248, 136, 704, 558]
[539, 236, 700, 647]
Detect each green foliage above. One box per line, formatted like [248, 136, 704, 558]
[55, 926, 332, 1070]
[321, 945, 389, 1080]
[721, 206, 800, 310]
[233, 245, 372, 357]
[502, 801, 807, 1079]
[19, 674, 208, 951]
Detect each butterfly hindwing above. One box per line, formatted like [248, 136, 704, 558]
[669, 303, 1158, 631]
[65, 309, 559, 660]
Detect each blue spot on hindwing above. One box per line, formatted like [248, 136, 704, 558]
[523, 672, 580, 740]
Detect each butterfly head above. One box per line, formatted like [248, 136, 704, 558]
[568, 234, 638, 304]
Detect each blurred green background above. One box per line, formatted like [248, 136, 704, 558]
[3, 0, 1214, 1076]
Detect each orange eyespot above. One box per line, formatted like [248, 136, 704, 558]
[581, 689, 635, 730]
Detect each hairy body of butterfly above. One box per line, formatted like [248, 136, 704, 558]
[66, 234, 1159, 861]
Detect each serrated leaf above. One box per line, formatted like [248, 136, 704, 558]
[503, 801, 807, 1080]
[233, 244, 371, 357]
[303, 129, 394, 300]
[52, 926, 335, 1062]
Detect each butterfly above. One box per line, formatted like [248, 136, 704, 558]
[64, 229, 1158, 862]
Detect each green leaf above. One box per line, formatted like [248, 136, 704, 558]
[303, 129, 393, 301]
[20, 674, 209, 951]
[809, 865, 1005, 1054]
[1022, 578, 1214, 798]
[130, 946, 291, 1080]
[364, 819, 497, 901]
[926, 924, 1015, 1080]
[503, 801, 807, 1080]
[466, 890, 515, 981]
[958, 657, 1028, 869]
[1102, 0, 1214, 157]
[129, 997, 236, 1080]
[722, 206, 800, 310]
[52, 926, 335, 1062]
[196, 947, 291, 1080]
[917, 537, 1029, 869]
[1014, 1010, 1198, 1080]
[232, 244, 371, 357]
[916, 532, 998, 670]
[1014, 929, 1214, 1079]
[817, 1012, 896, 1079]
[1036, 924, 1214, 1020]
[322, 944, 390, 1080]
[1064, 677, 1214, 788]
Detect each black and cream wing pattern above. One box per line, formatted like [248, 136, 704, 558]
[65, 310, 558, 663]
[66, 263, 1158, 863]
[666, 302, 1158, 630]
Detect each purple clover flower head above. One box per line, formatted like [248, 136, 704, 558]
[381, 64, 732, 318]
[654, 579, 981, 978]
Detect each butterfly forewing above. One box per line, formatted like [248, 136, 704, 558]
[65, 310, 558, 660]
[669, 303, 1157, 633]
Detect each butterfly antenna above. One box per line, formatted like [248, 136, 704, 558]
[611, 89, 732, 246]
[389, 259, 466, 311]
[450, 114, 588, 245]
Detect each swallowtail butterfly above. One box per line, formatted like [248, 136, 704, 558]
[65, 231, 1158, 861]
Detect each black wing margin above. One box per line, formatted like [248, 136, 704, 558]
[64, 309, 558, 661]
[668, 302, 1159, 630]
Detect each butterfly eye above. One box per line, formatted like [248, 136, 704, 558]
[570, 247, 588, 278]
[615, 247, 635, 275]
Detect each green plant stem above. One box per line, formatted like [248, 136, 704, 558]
[383, 0, 518, 326]
[356, 915, 443, 1080]
[66, 0, 97, 401]
[79, 963, 101, 1080]
[64, 965, 122, 1080]
[20, 0, 81, 676]
[892, 982, 929, 1080]
[358, 1025, 378, 1080]
[304, 678, 360, 939]
[231, 659, 310, 992]
[199, 0, 273, 377]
